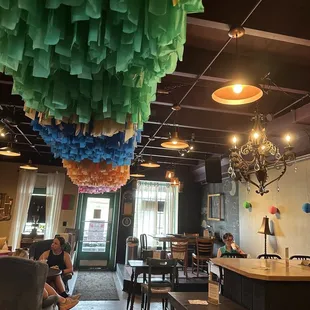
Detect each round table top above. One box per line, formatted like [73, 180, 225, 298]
[47, 267, 62, 278]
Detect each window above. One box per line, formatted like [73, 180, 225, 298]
[133, 181, 179, 247]
[23, 188, 46, 235]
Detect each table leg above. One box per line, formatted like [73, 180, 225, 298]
[127, 269, 135, 310]
[130, 271, 139, 310]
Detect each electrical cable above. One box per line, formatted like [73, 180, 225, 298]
[137, 0, 264, 159]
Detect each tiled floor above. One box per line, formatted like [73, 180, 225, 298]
[72, 272, 162, 310]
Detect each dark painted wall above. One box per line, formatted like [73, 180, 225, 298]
[201, 178, 240, 244]
[116, 165, 202, 264]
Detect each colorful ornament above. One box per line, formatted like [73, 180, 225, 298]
[268, 205, 278, 215]
[243, 201, 252, 209]
[63, 159, 130, 187]
[31, 118, 140, 165]
[302, 203, 310, 214]
[78, 186, 119, 194]
[0, 1, 204, 127]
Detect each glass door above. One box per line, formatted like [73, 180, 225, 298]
[76, 193, 119, 269]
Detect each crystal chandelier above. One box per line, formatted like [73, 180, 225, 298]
[228, 112, 296, 195]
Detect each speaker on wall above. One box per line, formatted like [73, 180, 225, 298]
[205, 157, 222, 183]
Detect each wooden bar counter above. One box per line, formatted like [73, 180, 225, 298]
[211, 258, 310, 310]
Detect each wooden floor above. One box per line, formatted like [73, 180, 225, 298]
[73, 272, 163, 310]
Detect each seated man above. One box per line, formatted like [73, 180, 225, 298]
[40, 236, 75, 299]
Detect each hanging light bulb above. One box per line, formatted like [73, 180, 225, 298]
[232, 84, 243, 94]
[20, 160, 38, 171]
[171, 177, 180, 186]
[165, 169, 175, 180]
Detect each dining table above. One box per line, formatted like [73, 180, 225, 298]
[211, 258, 310, 310]
[169, 292, 246, 310]
[47, 267, 62, 279]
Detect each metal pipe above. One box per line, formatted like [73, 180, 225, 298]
[15, 126, 41, 155]
[274, 93, 310, 117]
[146, 120, 246, 135]
[137, 0, 264, 158]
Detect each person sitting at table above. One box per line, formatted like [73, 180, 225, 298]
[13, 248, 79, 310]
[39, 236, 74, 298]
[217, 233, 245, 258]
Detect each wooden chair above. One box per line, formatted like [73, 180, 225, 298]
[140, 234, 148, 259]
[141, 258, 177, 310]
[192, 238, 213, 277]
[169, 238, 189, 278]
[290, 255, 310, 260]
[257, 254, 282, 259]
[221, 253, 247, 258]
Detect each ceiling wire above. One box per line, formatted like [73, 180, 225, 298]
[137, 0, 264, 159]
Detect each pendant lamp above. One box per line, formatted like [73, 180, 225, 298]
[161, 131, 189, 150]
[165, 169, 175, 180]
[20, 160, 38, 171]
[141, 156, 160, 168]
[130, 165, 145, 178]
[171, 177, 180, 186]
[212, 26, 263, 105]
[0, 144, 21, 157]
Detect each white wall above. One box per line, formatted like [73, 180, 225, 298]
[0, 162, 78, 240]
[239, 158, 310, 258]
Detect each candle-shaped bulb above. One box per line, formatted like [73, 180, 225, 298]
[285, 134, 291, 144]
[253, 132, 260, 140]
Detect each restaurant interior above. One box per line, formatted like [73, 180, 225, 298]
[0, 0, 310, 310]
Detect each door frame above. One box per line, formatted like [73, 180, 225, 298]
[75, 191, 120, 270]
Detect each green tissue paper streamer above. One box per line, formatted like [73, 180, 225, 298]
[0, 0, 204, 126]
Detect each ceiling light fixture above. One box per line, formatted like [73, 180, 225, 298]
[228, 112, 295, 195]
[130, 164, 146, 178]
[20, 160, 38, 171]
[171, 177, 180, 186]
[165, 169, 175, 180]
[0, 144, 21, 157]
[130, 173, 145, 178]
[140, 156, 160, 168]
[161, 131, 189, 150]
[212, 26, 263, 105]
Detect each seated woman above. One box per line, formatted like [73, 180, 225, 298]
[39, 236, 74, 298]
[13, 249, 79, 310]
[217, 233, 245, 258]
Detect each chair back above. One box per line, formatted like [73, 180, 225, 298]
[29, 239, 53, 260]
[196, 238, 213, 257]
[257, 254, 282, 259]
[170, 238, 188, 261]
[290, 255, 310, 260]
[140, 234, 148, 251]
[146, 258, 177, 289]
[64, 228, 79, 251]
[184, 233, 199, 237]
[0, 257, 48, 310]
[221, 252, 247, 258]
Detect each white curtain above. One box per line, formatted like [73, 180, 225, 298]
[45, 172, 65, 239]
[133, 181, 179, 248]
[9, 170, 37, 250]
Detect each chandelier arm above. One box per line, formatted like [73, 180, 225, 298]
[241, 171, 260, 189]
[264, 159, 287, 188]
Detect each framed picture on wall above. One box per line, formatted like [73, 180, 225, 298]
[207, 194, 224, 221]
